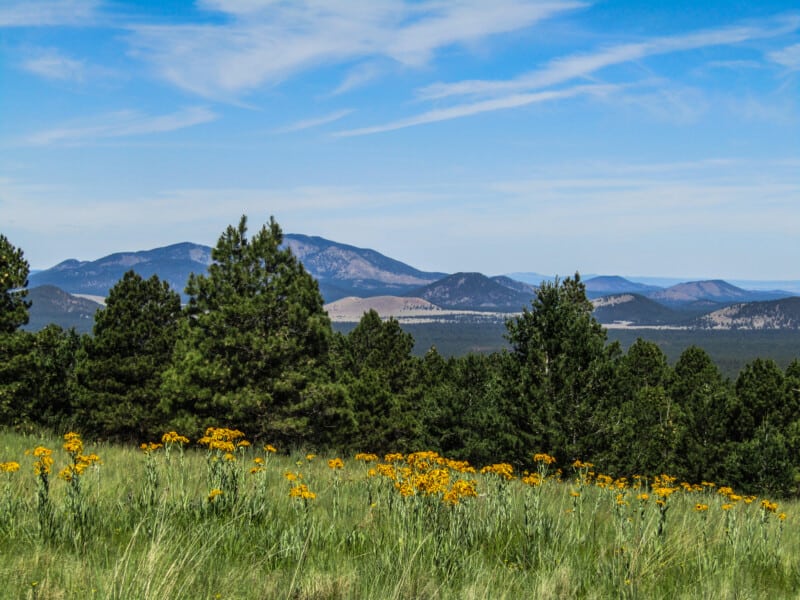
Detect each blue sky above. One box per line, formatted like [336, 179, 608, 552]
[1, 0, 798, 280]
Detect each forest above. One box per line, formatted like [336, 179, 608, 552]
[2, 217, 799, 498]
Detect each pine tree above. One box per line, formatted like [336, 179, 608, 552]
[0, 235, 31, 424]
[161, 216, 336, 444]
[73, 271, 182, 439]
[333, 310, 421, 452]
[505, 274, 619, 463]
[0, 234, 30, 334]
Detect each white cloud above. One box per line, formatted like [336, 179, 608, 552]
[769, 43, 800, 70]
[21, 49, 87, 81]
[417, 16, 800, 100]
[0, 0, 101, 27]
[127, 0, 583, 98]
[22, 106, 217, 145]
[330, 62, 385, 96]
[273, 109, 354, 133]
[335, 84, 616, 136]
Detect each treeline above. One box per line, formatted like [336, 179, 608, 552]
[1, 219, 799, 497]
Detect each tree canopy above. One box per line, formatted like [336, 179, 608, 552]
[160, 215, 334, 443]
[0, 234, 30, 334]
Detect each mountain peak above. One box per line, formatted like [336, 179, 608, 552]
[408, 272, 533, 312]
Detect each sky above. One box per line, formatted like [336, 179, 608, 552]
[1, 0, 799, 281]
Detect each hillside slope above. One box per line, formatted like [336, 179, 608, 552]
[409, 272, 533, 312]
[691, 297, 800, 330]
[24, 285, 103, 334]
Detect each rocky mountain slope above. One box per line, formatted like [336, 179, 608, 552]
[691, 297, 800, 330]
[591, 294, 682, 326]
[29, 235, 446, 303]
[408, 272, 533, 312]
[24, 285, 103, 334]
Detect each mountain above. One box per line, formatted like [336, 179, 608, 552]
[408, 272, 533, 312]
[584, 276, 662, 299]
[24, 285, 103, 334]
[283, 235, 446, 302]
[324, 296, 444, 322]
[491, 275, 538, 296]
[29, 235, 447, 303]
[504, 272, 556, 286]
[29, 242, 212, 299]
[591, 294, 681, 326]
[691, 297, 800, 330]
[646, 280, 794, 307]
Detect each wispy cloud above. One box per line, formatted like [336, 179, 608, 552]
[769, 43, 800, 70]
[127, 0, 583, 98]
[22, 106, 217, 145]
[273, 109, 354, 133]
[330, 62, 385, 96]
[21, 48, 88, 81]
[0, 0, 101, 27]
[336, 84, 616, 136]
[417, 16, 800, 101]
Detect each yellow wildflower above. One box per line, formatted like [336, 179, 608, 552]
[480, 463, 515, 480]
[289, 483, 316, 500]
[761, 499, 779, 513]
[355, 452, 378, 462]
[162, 431, 190, 445]
[533, 453, 556, 465]
[327, 458, 344, 470]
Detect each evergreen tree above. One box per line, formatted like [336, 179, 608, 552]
[505, 274, 619, 463]
[28, 325, 81, 428]
[732, 358, 785, 439]
[671, 346, 730, 482]
[73, 271, 182, 439]
[161, 216, 336, 445]
[604, 340, 679, 475]
[0, 235, 31, 424]
[332, 310, 421, 452]
[422, 351, 515, 466]
[0, 234, 30, 334]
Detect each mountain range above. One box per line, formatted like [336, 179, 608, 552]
[22, 235, 800, 332]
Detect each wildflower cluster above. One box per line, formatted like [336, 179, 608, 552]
[199, 428, 249, 506]
[59, 432, 101, 482]
[369, 451, 478, 506]
[198, 427, 247, 458]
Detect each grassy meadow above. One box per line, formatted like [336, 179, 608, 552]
[0, 428, 798, 600]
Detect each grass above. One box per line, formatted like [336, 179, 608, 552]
[0, 428, 798, 599]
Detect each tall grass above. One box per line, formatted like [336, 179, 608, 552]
[0, 428, 797, 599]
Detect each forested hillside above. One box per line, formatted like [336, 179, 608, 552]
[2, 221, 799, 497]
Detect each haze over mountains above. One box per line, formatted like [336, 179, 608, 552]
[24, 235, 800, 333]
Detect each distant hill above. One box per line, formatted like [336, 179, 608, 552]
[408, 272, 533, 312]
[29, 242, 212, 299]
[646, 280, 794, 307]
[324, 296, 444, 322]
[283, 235, 446, 302]
[591, 294, 682, 326]
[504, 272, 555, 286]
[584, 276, 662, 299]
[23, 285, 103, 334]
[29, 235, 447, 303]
[691, 297, 800, 330]
[491, 275, 538, 296]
